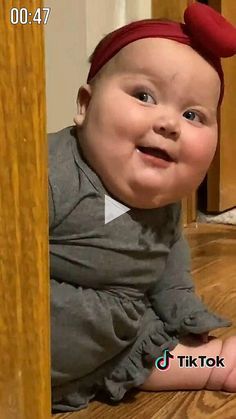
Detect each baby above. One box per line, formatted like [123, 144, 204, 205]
[48, 3, 236, 412]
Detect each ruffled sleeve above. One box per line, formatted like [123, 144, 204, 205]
[147, 212, 232, 338]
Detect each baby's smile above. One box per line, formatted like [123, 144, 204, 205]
[136, 146, 173, 162]
[136, 146, 175, 169]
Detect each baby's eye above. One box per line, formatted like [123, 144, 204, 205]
[133, 90, 156, 104]
[183, 110, 201, 123]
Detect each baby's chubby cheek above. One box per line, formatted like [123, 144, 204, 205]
[181, 131, 217, 176]
[99, 89, 149, 140]
[110, 107, 146, 142]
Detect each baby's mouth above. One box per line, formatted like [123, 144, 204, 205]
[137, 146, 173, 162]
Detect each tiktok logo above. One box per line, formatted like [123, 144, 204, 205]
[155, 350, 225, 371]
[155, 349, 174, 371]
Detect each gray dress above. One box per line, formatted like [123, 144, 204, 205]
[49, 126, 232, 412]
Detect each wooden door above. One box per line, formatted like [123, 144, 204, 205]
[0, 1, 51, 418]
[207, 0, 236, 212]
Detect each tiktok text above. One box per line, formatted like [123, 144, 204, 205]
[155, 349, 225, 371]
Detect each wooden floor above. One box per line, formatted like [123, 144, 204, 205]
[53, 223, 236, 419]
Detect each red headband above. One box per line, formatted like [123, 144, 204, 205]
[87, 3, 236, 106]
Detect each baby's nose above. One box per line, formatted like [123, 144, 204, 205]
[153, 109, 180, 140]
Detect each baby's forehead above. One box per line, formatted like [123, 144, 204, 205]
[97, 38, 220, 108]
[113, 38, 201, 66]
[105, 38, 190, 77]
[105, 38, 220, 85]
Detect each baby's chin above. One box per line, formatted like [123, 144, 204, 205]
[127, 195, 179, 209]
[123, 196, 179, 210]
[103, 181, 180, 209]
[95, 158, 189, 208]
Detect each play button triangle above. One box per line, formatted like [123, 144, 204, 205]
[105, 195, 130, 224]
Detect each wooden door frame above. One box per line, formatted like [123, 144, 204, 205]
[1, 1, 51, 418]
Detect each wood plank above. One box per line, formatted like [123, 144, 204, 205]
[0, 1, 51, 418]
[207, 0, 236, 211]
[184, 222, 236, 248]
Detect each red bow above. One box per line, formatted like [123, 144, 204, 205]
[87, 3, 236, 105]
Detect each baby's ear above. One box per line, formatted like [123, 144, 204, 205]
[73, 84, 92, 126]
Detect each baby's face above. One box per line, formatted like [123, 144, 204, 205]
[74, 38, 220, 208]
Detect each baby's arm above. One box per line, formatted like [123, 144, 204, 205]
[147, 231, 232, 338]
[139, 334, 236, 392]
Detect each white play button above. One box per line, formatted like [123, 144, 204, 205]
[105, 195, 130, 224]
